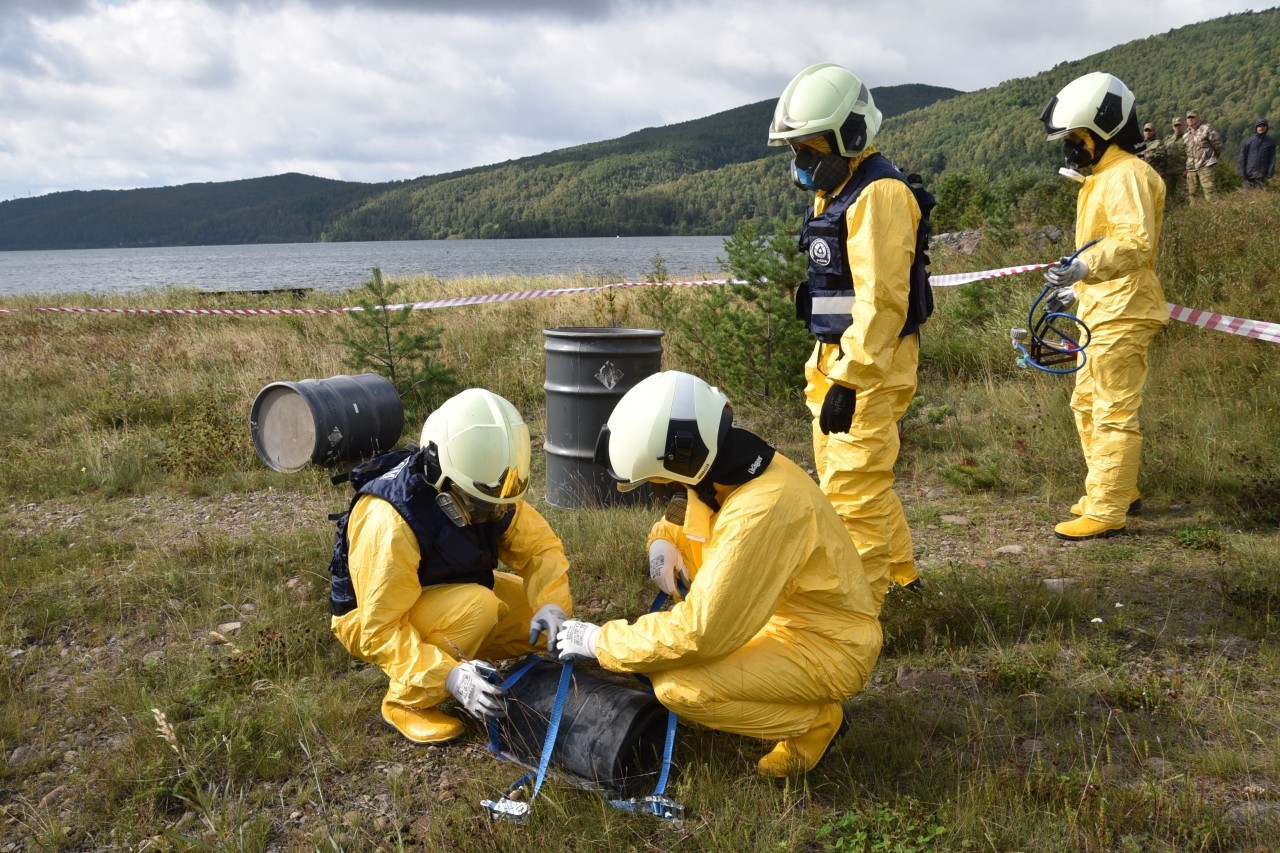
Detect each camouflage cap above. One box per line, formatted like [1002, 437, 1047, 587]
[1143, 122, 1155, 131]
[1186, 109, 1200, 119]
[1172, 116, 1185, 125]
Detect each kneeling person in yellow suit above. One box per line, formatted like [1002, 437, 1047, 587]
[330, 389, 574, 743]
[555, 371, 882, 777]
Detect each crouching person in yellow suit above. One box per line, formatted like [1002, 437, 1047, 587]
[330, 389, 574, 744]
[555, 371, 882, 777]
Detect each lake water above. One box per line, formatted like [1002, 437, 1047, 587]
[0, 236, 730, 298]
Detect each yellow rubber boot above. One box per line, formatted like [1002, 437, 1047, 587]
[757, 703, 845, 778]
[381, 698, 465, 744]
[1053, 516, 1126, 541]
[892, 564, 921, 589]
[1070, 492, 1142, 516]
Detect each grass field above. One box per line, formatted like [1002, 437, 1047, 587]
[1, 192, 1278, 851]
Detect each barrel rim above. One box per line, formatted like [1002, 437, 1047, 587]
[543, 326, 665, 339]
[249, 381, 320, 473]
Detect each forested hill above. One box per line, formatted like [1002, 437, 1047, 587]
[0, 174, 383, 251]
[5, 7, 1280, 250]
[0, 84, 958, 250]
[874, 7, 1280, 178]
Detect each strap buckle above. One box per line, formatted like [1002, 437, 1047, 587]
[481, 774, 533, 824]
[480, 795, 531, 825]
[607, 794, 685, 821]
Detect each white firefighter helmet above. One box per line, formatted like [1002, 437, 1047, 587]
[767, 63, 883, 156]
[1040, 71, 1137, 142]
[594, 371, 731, 491]
[420, 388, 530, 510]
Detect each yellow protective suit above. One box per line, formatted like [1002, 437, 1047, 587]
[331, 495, 573, 710]
[1067, 145, 1169, 525]
[592, 453, 882, 742]
[802, 148, 922, 612]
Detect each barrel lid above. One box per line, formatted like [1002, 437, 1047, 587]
[544, 327, 664, 339]
[250, 384, 317, 472]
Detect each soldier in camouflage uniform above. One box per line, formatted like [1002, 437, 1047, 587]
[1161, 117, 1188, 204]
[1140, 123, 1164, 167]
[1183, 109, 1223, 204]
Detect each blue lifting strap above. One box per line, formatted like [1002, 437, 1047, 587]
[481, 657, 574, 824]
[648, 578, 689, 614]
[606, 709, 683, 820]
[486, 655, 541, 756]
[604, 588, 685, 820]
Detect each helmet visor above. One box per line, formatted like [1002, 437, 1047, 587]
[447, 483, 513, 524]
[1040, 95, 1068, 139]
[470, 465, 528, 501]
[594, 423, 649, 492]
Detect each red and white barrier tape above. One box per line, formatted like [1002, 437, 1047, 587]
[1, 279, 728, 316]
[388, 279, 726, 312]
[928, 263, 1053, 287]
[3, 268, 1277, 343]
[1167, 303, 1280, 343]
[30, 305, 346, 316]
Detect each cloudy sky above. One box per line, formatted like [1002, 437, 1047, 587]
[0, 0, 1265, 200]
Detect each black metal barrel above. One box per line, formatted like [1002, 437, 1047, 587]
[499, 659, 670, 795]
[543, 327, 663, 508]
[249, 373, 404, 472]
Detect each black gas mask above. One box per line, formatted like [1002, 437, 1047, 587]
[424, 442, 516, 527]
[1063, 137, 1093, 170]
[1063, 130, 1107, 170]
[791, 146, 851, 193]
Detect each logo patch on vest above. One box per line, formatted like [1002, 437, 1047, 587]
[809, 239, 832, 268]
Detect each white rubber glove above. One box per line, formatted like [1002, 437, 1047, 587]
[445, 661, 507, 720]
[528, 603, 568, 654]
[1044, 256, 1088, 287]
[1044, 285, 1078, 315]
[648, 539, 689, 596]
[555, 620, 600, 662]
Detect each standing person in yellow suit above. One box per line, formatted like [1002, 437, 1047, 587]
[765, 63, 932, 613]
[556, 371, 882, 778]
[1039, 72, 1169, 540]
[329, 388, 574, 743]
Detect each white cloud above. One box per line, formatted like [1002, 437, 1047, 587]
[0, 0, 1266, 199]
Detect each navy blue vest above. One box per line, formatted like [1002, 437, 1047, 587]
[329, 450, 513, 617]
[796, 152, 934, 343]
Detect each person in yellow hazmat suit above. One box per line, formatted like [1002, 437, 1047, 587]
[766, 63, 934, 612]
[329, 388, 574, 743]
[1038, 72, 1169, 540]
[555, 371, 882, 778]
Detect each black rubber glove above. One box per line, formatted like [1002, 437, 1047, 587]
[819, 383, 857, 435]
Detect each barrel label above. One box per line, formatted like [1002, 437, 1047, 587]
[328, 426, 343, 446]
[595, 361, 623, 390]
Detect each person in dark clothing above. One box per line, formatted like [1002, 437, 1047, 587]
[1238, 119, 1276, 191]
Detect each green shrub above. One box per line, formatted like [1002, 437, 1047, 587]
[667, 215, 811, 406]
[337, 267, 459, 414]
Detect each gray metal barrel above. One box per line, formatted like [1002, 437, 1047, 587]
[543, 327, 663, 508]
[249, 373, 405, 472]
